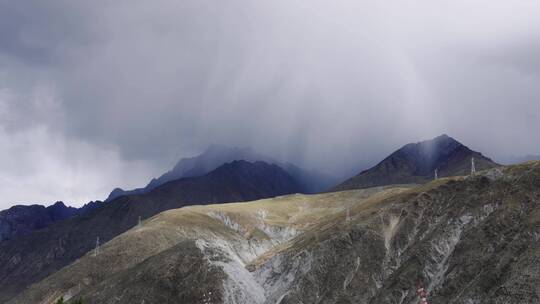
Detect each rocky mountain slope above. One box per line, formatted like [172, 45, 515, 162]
[107, 145, 336, 201]
[0, 160, 303, 303]
[10, 161, 540, 304]
[333, 134, 499, 191]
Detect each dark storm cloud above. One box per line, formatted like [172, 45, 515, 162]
[1, 0, 540, 207]
[0, 1, 99, 65]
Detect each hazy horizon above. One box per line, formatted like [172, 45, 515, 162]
[1, 1, 540, 208]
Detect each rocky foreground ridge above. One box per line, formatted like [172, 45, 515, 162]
[10, 161, 540, 304]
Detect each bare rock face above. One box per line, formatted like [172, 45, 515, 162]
[259, 163, 540, 304]
[7, 162, 540, 304]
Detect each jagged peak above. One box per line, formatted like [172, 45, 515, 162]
[332, 134, 498, 191]
[49, 201, 67, 208]
[402, 134, 461, 149]
[209, 160, 281, 174]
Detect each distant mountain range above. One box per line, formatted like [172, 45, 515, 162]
[0, 135, 499, 246]
[0, 145, 335, 245]
[0, 201, 102, 242]
[0, 134, 521, 303]
[332, 134, 499, 191]
[106, 145, 337, 201]
[0, 160, 304, 303]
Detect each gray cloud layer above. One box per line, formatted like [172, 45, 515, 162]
[1, 0, 539, 207]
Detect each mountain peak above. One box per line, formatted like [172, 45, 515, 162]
[403, 134, 460, 150]
[106, 145, 337, 201]
[49, 201, 67, 208]
[332, 135, 498, 191]
[434, 133, 451, 140]
[396, 134, 469, 173]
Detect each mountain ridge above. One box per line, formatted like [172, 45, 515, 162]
[0, 201, 103, 242]
[106, 145, 337, 201]
[0, 160, 303, 303]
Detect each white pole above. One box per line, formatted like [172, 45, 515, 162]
[94, 237, 100, 256]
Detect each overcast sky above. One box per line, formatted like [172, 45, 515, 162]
[1, 0, 539, 208]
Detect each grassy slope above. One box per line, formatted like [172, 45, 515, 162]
[9, 186, 412, 304]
